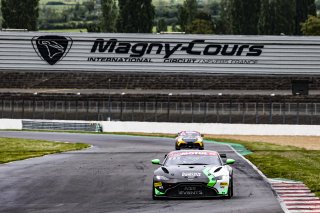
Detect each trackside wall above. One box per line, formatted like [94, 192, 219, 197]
[1, 119, 320, 136]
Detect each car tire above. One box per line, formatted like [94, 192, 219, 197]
[175, 144, 180, 150]
[199, 146, 204, 150]
[226, 177, 233, 199]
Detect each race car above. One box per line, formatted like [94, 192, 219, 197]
[151, 150, 235, 199]
[175, 131, 204, 150]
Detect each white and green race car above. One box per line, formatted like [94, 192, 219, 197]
[151, 150, 235, 199]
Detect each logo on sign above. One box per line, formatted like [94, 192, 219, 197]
[32, 35, 73, 65]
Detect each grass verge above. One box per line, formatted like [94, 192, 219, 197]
[0, 137, 89, 164]
[208, 137, 320, 197]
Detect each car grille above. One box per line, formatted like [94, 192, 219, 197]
[166, 183, 218, 198]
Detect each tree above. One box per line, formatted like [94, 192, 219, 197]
[156, 18, 168, 33]
[186, 19, 214, 34]
[178, 0, 198, 32]
[273, 0, 296, 35]
[258, 0, 276, 35]
[117, 0, 155, 33]
[1, 0, 39, 31]
[295, 0, 316, 35]
[219, 0, 233, 34]
[229, 0, 261, 35]
[301, 15, 320, 35]
[101, 0, 118, 32]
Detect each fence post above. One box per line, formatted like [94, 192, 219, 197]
[120, 93, 125, 121]
[296, 102, 300, 124]
[269, 102, 272, 124]
[97, 100, 100, 121]
[154, 96, 158, 122]
[255, 101, 259, 124]
[143, 95, 146, 121]
[75, 100, 78, 120]
[43, 100, 46, 120]
[242, 101, 245, 123]
[32, 97, 36, 119]
[204, 96, 208, 123]
[229, 99, 232, 123]
[86, 100, 89, 121]
[21, 99, 25, 119]
[282, 101, 286, 124]
[191, 95, 194, 123]
[64, 99, 67, 120]
[10, 98, 14, 119]
[1, 99, 3, 118]
[167, 93, 172, 121]
[179, 98, 182, 123]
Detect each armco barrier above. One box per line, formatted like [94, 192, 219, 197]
[1, 119, 320, 136]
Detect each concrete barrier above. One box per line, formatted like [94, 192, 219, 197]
[0, 119, 22, 130]
[100, 121, 320, 136]
[1, 119, 320, 136]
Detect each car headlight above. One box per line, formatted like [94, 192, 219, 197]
[196, 138, 203, 143]
[155, 175, 170, 181]
[178, 138, 185, 143]
[215, 175, 228, 180]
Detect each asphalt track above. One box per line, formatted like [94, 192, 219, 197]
[0, 131, 284, 213]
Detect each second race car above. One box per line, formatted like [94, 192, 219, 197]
[175, 131, 204, 150]
[151, 150, 235, 199]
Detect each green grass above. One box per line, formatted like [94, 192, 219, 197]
[207, 137, 320, 197]
[40, 28, 87, 32]
[0, 137, 89, 164]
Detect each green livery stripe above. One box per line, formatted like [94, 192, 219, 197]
[155, 188, 165, 195]
[203, 167, 217, 187]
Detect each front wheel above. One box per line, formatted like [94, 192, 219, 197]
[152, 183, 160, 200]
[175, 144, 180, 150]
[226, 177, 233, 199]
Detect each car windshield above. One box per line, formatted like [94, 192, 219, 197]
[180, 132, 200, 137]
[164, 152, 222, 166]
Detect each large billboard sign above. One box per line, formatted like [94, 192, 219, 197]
[0, 32, 319, 74]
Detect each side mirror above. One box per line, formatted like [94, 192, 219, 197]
[201, 134, 204, 137]
[151, 159, 161, 165]
[226, 159, 235, 165]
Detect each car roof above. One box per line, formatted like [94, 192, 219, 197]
[178, 131, 201, 135]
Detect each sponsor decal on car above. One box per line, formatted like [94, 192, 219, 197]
[182, 172, 202, 177]
[169, 151, 218, 157]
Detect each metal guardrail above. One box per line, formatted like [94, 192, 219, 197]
[22, 120, 102, 132]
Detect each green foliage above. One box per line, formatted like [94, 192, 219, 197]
[178, 0, 198, 32]
[101, 0, 118, 32]
[0, 137, 89, 164]
[258, 0, 275, 35]
[185, 18, 214, 34]
[301, 15, 320, 35]
[219, 0, 232, 34]
[273, 0, 296, 35]
[156, 18, 168, 32]
[228, 0, 261, 35]
[117, 0, 155, 33]
[1, 0, 40, 30]
[295, 0, 316, 34]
